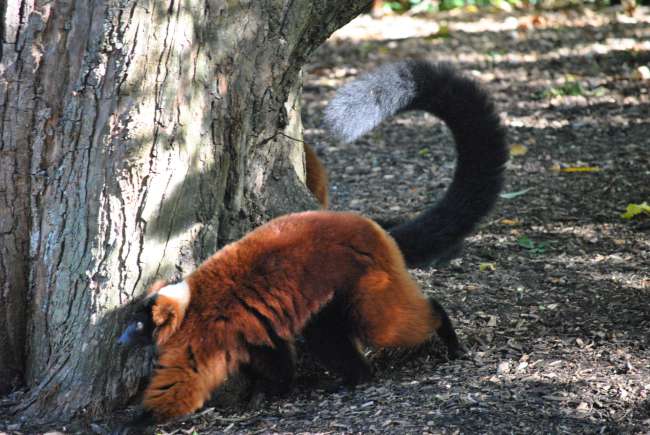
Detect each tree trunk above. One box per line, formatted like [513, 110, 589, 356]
[0, 0, 369, 422]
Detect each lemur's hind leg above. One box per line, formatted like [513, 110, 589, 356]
[303, 302, 373, 386]
[427, 297, 466, 359]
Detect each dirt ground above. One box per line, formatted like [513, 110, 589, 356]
[3, 5, 649, 435]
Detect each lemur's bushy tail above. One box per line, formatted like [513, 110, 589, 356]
[325, 60, 508, 267]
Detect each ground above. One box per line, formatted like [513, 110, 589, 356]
[2, 5, 649, 435]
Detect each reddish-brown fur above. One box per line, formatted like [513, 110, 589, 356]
[304, 143, 329, 208]
[143, 280, 187, 347]
[141, 211, 448, 421]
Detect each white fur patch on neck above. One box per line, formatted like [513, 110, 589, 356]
[158, 280, 191, 310]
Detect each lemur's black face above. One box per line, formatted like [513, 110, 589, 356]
[118, 296, 157, 347]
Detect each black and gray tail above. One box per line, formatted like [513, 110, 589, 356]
[325, 60, 508, 268]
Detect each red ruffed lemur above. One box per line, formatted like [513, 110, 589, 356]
[117, 60, 508, 429]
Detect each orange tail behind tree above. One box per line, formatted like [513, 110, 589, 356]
[303, 143, 329, 208]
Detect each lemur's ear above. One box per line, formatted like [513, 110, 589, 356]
[151, 295, 184, 346]
[149, 281, 191, 346]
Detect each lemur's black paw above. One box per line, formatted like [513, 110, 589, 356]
[447, 342, 469, 360]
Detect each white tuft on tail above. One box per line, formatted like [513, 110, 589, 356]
[324, 64, 416, 143]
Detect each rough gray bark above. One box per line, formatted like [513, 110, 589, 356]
[0, 0, 33, 397]
[0, 0, 369, 422]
